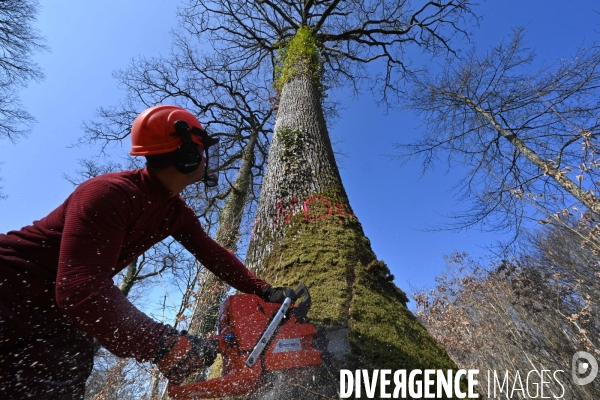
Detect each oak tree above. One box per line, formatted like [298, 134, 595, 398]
[175, 0, 478, 396]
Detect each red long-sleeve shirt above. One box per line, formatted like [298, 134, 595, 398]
[0, 168, 268, 361]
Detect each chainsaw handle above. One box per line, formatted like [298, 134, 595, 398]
[205, 334, 227, 353]
[292, 283, 311, 322]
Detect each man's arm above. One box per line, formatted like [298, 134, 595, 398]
[55, 180, 169, 361]
[172, 216, 269, 295]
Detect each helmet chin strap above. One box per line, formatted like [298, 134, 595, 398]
[172, 121, 202, 175]
[191, 126, 220, 187]
[171, 121, 220, 186]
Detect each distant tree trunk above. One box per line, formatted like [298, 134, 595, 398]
[187, 129, 258, 338]
[246, 30, 459, 398]
[118, 258, 139, 297]
[147, 368, 162, 400]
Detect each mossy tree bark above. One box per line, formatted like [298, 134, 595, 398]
[245, 30, 460, 399]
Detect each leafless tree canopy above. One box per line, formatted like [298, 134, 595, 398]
[398, 29, 600, 239]
[76, 0, 478, 233]
[76, 47, 275, 234]
[179, 0, 476, 100]
[406, 31, 600, 397]
[0, 0, 47, 142]
[0, 0, 47, 199]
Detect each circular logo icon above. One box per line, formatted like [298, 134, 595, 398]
[572, 351, 598, 386]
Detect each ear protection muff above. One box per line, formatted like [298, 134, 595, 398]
[172, 120, 202, 174]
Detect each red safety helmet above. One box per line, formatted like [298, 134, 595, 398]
[130, 105, 204, 156]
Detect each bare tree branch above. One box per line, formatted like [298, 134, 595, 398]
[398, 29, 600, 239]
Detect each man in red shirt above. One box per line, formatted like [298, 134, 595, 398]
[0, 105, 292, 398]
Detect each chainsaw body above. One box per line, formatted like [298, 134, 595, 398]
[168, 285, 323, 399]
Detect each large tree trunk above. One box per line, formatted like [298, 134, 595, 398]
[246, 71, 459, 398]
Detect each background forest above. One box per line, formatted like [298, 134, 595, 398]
[0, 0, 599, 399]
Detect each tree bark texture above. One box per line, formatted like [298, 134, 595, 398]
[246, 72, 460, 398]
[247, 73, 344, 270]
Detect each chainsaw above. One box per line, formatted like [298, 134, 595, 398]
[168, 284, 325, 399]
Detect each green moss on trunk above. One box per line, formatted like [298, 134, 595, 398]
[256, 188, 459, 378]
[274, 26, 326, 97]
[259, 188, 365, 327]
[349, 262, 456, 372]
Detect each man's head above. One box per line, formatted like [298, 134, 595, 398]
[130, 105, 220, 186]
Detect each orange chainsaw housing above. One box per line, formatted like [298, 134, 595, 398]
[168, 294, 323, 399]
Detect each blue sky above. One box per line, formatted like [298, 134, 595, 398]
[1, 0, 598, 298]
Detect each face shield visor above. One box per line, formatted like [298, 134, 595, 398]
[192, 126, 220, 187]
